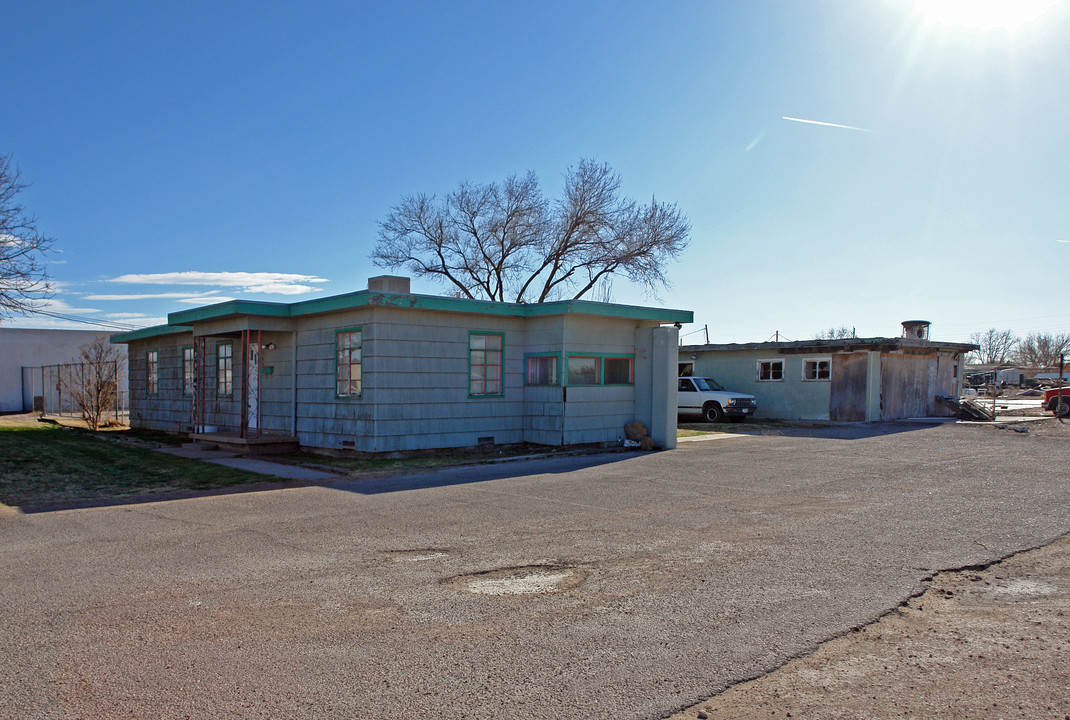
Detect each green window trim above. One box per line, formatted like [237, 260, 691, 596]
[216, 341, 234, 397]
[468, 331, 504, 398]
[603, 355, 635, 385]
[524, 352, 562, 387]
[145, 348, 157, 395]
[181, 345, 194, 397]
[563, 352, 636, 387]
[335, 327, 363, 398]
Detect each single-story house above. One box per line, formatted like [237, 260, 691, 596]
[110, 276, 691, 452]
[680, 325, 977, 421]
[0, 327, 129, 414]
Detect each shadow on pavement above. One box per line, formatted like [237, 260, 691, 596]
[681, 420, 948, 442]
[322, 451, 640, 495]
[10, 450, 641, 514]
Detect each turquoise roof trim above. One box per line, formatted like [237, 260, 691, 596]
[162, 289, 692, 327]
[110, 324, 193, 344]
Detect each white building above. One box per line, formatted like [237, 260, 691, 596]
[0, 328, 128, 414]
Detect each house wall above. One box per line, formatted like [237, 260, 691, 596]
[690, 347, 964, 422]
[1, 328, 128, 413]
[122, 306, 675, 452]
[879, 351, 961, 420]
[692, 349, 834, 420]
[127, 332, 193, 433]
[294, 306, 532, 453]
[520, 315, 566, 446]
[125, 330, 299, 435]
[290, 307, 657, 452]
[560, 314, 650, 446]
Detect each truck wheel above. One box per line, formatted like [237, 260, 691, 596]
[1055, 399, 1070, 418]
[703, 403, 724, 423]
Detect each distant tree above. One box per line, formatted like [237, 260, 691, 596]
[1014, 332, 1070, 367]
[60, 338, 125, 431]
[967, 328, 1019, 364]
[0, 154, 53, 322]
[372, 159, 690, 303]
[815, 325, 855, 340]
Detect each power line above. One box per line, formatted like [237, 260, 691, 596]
[21, 308, 147, 331]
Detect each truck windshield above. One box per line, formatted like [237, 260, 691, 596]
[694, 377, 725, 392]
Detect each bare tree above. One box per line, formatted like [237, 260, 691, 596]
[0, 154, 53, 322]
[815, 325, 855, 340]
[60, 338, 125, 431]
[373, 159, 690, 303]
[967, 328, 1019, 364]
[1014, 332, 1070, 367]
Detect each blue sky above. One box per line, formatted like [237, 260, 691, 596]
[3, 0, 1068, 343]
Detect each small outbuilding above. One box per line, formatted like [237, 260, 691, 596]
[680, 322, 977, 422]
[111, 277, 691, 452]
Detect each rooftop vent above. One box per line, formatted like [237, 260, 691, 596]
[902, 320, 931, 340]
[367, 276, 410, 294]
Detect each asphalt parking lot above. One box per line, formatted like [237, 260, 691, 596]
[2, 421, 1068, 720]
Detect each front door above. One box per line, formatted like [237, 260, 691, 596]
[246, 340, 259, 433]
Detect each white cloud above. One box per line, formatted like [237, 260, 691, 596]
[108, 271, 329, 295]
[176, 296, 236, 304]
[84, 291, 224, 301]
[104, 312, 151, 319]
[129, 317, 168, 327]
[39, 297, 102, 314]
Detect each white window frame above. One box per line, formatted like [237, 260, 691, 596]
[802, 357, 831, 382]
[756, 358, 784, 382]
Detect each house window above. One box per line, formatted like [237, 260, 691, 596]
[216, 342, 233, 396]
[525, 355, 558, 386]
[146, 350, 158, 396]
[604, 357, 634, 385]
[336, 329, 362, 397]
[803, 358, 831, 381]
[567, 356, 601, 386]
[757, 359, 783, 382]
[469, 332, 503, 397]
[182, 346, 195, 396]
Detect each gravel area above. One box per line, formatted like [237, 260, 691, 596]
[670, 531, 1070, 720]
[1, 418, 1068, 719]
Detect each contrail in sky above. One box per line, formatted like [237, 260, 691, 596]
[782, 116, 875, 133]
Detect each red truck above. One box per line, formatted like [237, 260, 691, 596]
[1041, 387, 1070, 417]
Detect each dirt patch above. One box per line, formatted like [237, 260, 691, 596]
[669, 533, 1070, 720]
[383, 548, 453, 562]
[446, 564, 586, 596]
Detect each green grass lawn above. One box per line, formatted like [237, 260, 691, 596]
[0, 422, 269, 511]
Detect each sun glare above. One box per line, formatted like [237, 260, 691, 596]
[914, 0, 1062, 31]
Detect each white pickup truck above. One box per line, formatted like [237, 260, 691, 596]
[677, 376, 758, 423]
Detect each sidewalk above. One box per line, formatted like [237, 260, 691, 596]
[154, 445, 344, 481]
